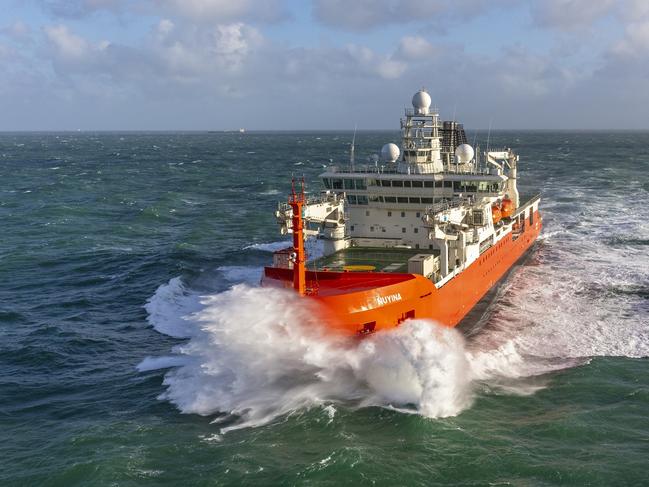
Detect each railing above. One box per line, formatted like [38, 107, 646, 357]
[404, 107, 439, 116]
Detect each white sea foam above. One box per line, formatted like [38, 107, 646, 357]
[142, 280, 547, 432]
[137, 355, 190, 372]
[244, 240, 291, 252]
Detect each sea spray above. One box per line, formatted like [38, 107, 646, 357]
[142, 280, 477, 430]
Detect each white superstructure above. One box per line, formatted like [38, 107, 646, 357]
[276, 89, 540, 286]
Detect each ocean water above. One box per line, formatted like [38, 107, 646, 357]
[1, 130, 648, 486]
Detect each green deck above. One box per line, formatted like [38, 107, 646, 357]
[311, 247, 437, 273]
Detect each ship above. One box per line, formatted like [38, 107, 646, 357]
[262, 89, 542, 335]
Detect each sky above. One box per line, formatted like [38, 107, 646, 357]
[0, 0, 648, 130]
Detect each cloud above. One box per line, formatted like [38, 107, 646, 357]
[312, 0, 509, 31]
[395, 36, 436, 60]
[44, 24, 94, 60]
[40, 0, 129, 18]
[153, 0, 288, 23]
[531, 0, 617, 31]
[1, 20, 33, 43]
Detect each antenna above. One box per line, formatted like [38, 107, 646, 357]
[486, 118, 493, 154]
[350, 124, 357, 171]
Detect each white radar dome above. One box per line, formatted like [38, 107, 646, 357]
[455, 144, 475, 164]
[381, 143, 400, 163]
[412, 89, 432, 115]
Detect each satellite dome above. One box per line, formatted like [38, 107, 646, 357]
[412, 89, 432, 115]
[455, 144, 475, 164]
[381, 143, 400, 163]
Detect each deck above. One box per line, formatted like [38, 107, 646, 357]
[310, 247, 438, 274]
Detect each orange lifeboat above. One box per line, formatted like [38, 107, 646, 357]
[501, 197, 514, 219]
[492, 203, 502, 225]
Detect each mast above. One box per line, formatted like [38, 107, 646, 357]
[289, 178, 307, 295]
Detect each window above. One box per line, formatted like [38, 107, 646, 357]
[409, 197, 420, 204]
[414, 228, 419, 233]
[397, 197, 408, 203]
[350, 225, 355, 231]
[453, 181, 462, 191]
[323, 178, 331, 189]
[403, 181, 411, 188]
[401, 211, 406, 217]
[435, 181, 443, 188]
[344, 179, 354, 190]
[384, 197, 396, 203]
[416, 212, 421, 218]
[387, 211, 392, 216]
[332, 179, 343, 189]
[382, 227, 386, 232]
[369, 195, 382, 203]
[412, 180, 423, 188]
[444, 181, 453, 188]
[365, 210, 370, 216]
[370, 226, 374, 232]
[424, 181, 434, 188]
[357, 195, 369, 205]
[347, 195, 357, 204]
[421, 197, 433, 204]
[355, 179, 367, 190]
[402, 228, 406, 233]
[380, 180, 391, 187]
[392, 180, 404, 187]
[530, 209, 534, 225]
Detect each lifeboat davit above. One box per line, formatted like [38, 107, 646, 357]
[501, 197, 514, 219]
[492, 203, 502, 225]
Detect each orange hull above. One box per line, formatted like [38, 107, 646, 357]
[263, 211, 542, 335]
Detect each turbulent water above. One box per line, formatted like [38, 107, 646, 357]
[1, 131, 648, 485]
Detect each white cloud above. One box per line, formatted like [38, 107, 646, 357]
[42, 0, 128, 18]
[396, 36, 436, 60]
[1, 20, 33, 43]
[531, 0, 616, 31]
[312, 0, 511, 30]
[612, 21, 649, 57]
[44, 24, 91, 60]
[153, 0, 287, 23]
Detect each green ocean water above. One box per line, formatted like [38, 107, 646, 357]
[1, 131, 648, 486]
